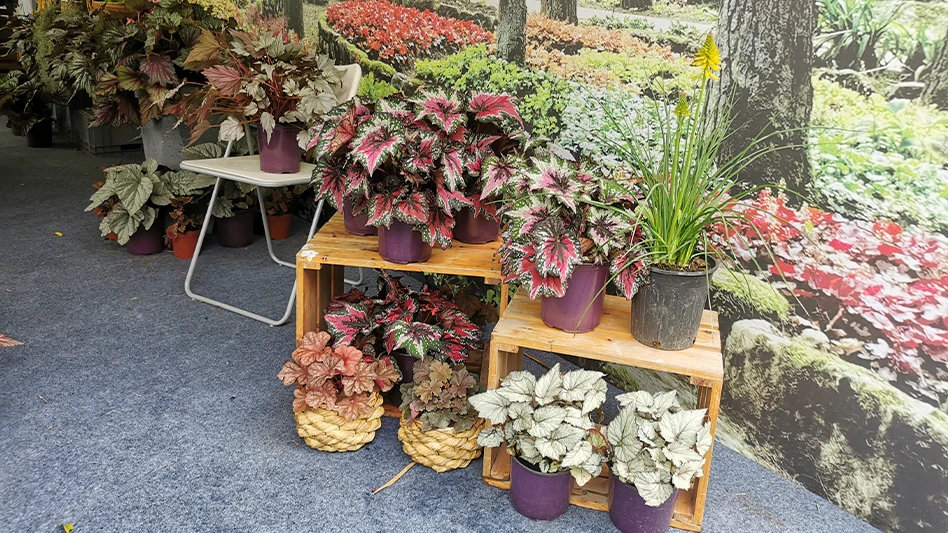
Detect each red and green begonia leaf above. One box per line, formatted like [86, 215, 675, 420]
[367, 187, 405, 228]
[202, 64, 242, 96]
[435, 173, 473, 214]
[533, 160, 579, 211]
[391, 321, 444, 359]
[316, 166, 348, 210]
[352, 117, 404, 175]
[324, 302, 374, 345]
[468, 93, 523, 127]
[480, 155, 520, 199]
[394, 191, 430, 226]
[416, 92, 465, 134]
[441, 147, 465, 190]
[533, 222, 581, 282]
[420, 208, 455, 249]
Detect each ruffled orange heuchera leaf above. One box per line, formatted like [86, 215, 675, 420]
[692, 33, 721, 80]
[342, 362, 379, 396]
[336, 395, 372, 420]
[278, 361, 307, 386]
[334, 345, 364, 375]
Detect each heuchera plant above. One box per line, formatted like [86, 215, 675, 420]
[172, 27, 342, 145]
[497, 157, 643, 299]
[278, 330, 399, 420]
[606, 390, 712, 507]
[399, 358, 480, 431]
[308, 91, 530, 248]
[324, 272, 481, 363]
[470, 364, 607, 485]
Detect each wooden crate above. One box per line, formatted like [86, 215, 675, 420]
[295, 212, 509, 417]
[484, 293, 724, 532]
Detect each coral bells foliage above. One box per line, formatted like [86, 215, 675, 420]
[326, 0, 492, 69]
[308, 92, 529, 248]
[714, 191, 948, 404]
[278, 331, 399, 420]
[498, 158, 642, 299]
[172, 28, 341, 145]
[399, 358, 480, 431]
[324, 272, 481, 363]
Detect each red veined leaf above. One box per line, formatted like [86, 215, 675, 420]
[342, 361, 380, 396]
[345, 165, 370, 197]
[470, 194, 498, 221]
[394, 191, 430, 226]
[420, 208, 455, 249]
[533, 159, 579, 211]
[533, 225, 581, 282]
[468, 93, 523, 126]
[352, 117, 404, 175]
[481, 155, 520, 198]
[305, 381, 338, 412]
[435, 173, 473, 214]
[324, 302, 373, 345]
[336, 394, 372, 420]
[586, 207, 626, 249]
[390, 321, 443, 359]
[316, 166, 348, 210]
[116, 65, 147, 91]
[416, 91, 464, 134]
[140, 53, 178, 87]
[367, 188, 405, 228]
[441, 148, 465, 190]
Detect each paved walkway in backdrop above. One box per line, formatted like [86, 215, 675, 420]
[482, 0, 714, 32]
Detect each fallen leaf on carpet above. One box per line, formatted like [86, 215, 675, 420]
[54, 232, 63, 237]
[0, 333, 23, 347]
[62, 524, 74, 533]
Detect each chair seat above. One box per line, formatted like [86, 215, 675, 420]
[181, 156, 316, 187]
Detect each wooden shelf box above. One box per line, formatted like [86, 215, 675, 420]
[483, 293, 724, 532]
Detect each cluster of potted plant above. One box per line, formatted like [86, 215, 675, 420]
[307, 91, 531, 263]
[278, 330, 399, 452]
[86, 159, 216, 256]
[172, 27, 343, 174]
[472, 366, 711, 532]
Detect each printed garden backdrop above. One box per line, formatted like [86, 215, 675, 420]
[274, 0, 945, 530]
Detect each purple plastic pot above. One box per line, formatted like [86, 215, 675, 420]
[127, 222, 164, 256]
[510, 456, 572, 520]
[540, 263, 608, 333]
[217, 209, 255, 248]
[258, 124, 301, 174]
[453, 207, 499, 244]
[387, 351, 418, 407]
[609, 477, 678, 533]
[26, 119, 53, 148]
[377, 220, 432, 264]
[343, 197, 376, 236]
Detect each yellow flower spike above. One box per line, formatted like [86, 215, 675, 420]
[692, 33, 721, 81]
[673, 92, 691, 117]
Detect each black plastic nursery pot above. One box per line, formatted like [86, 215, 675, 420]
[608, 476, 678, 533]
[631, 258, 718, 351]
[509, 456, 571, 521]
[377, 220, 432, 264]
[386, 351, 417, 408]
[26, 120, 53, 148]
[217, 209, 256, 248]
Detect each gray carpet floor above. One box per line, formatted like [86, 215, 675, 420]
[0, 127, 882, 533]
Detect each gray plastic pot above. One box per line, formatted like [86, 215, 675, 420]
[631, 258, 718, 351]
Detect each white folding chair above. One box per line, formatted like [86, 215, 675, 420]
[180, 64, 364, 326]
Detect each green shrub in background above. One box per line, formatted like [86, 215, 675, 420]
[810, 77, 948, 231]
[357, 71, 400, 100]
[571, 49, 698, 96]
[556, 84, 653, 169]
[415, 45, 573, 137]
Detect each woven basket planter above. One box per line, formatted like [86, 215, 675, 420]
[295, 392, 385, 452]
[398, 418, 485, 472]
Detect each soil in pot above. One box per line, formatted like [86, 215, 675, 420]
[170, 229, 200, 259]
[631, 258, 718, 351]
[127, 223, 165, 255]
[258, 124, 301, 174]
[541, 264, 608, 333]
[267, 213, 292, 240]
[343, 197, 376, 236]
[510, 456, 572, 520]
[217, 209, 255, 248]
[608, 477, 678, 533]
[453, 207, 498, 244]
[377, 220, 432, 264]
[26, 120, 53, 148]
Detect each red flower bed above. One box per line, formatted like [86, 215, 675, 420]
[714, 192, 948, 404]
[326, 0, 493, 70]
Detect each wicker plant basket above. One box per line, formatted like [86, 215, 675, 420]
[86, 0, 139, 18]
[398, 418, 485, 472]
[295, 392, 385, 452]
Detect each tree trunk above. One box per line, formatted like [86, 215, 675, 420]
[921, 29, 948, 110]
[263, 0, 304, 38]
[710, 0, 815, 199]
[541, 0, 578, 24]
[497, 0, 528, 65]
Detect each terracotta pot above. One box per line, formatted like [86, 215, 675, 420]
[170, 229, 200, 259]
[267, 213, 292, 240]
[258, 124, 301, 174]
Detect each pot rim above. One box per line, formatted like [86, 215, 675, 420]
[513, 455, 570, 477]
[648, 256, 719, 278]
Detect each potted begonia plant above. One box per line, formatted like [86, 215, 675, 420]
[163, 170, 218, 259]
[175, 27, 342, 174]
[498, 158, 641, 333]
[307, 91, 529, 260]
[595, 34, 782, 350]
[86, 159, 171, 255]
[470, 364, 608, 520]
[397, 358, 483, 472]
[605, 390, 712, 533]
[278, 330, 399, 452]
[324, 271, 481, 405]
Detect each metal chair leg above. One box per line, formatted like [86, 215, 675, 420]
[310, 199, 364, 286]
[258, 187, 295, 268]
